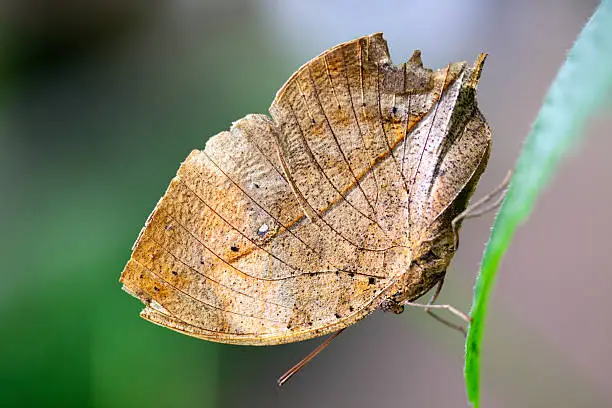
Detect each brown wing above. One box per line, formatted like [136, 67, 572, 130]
[119, 33, 472, 345]
[403, 55, 491, 245]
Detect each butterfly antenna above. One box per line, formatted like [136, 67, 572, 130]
[277, 328, 346, 387]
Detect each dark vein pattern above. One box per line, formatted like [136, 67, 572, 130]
[119, 33, 491, 346]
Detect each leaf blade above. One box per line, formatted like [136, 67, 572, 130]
[465, 1, 612, 406]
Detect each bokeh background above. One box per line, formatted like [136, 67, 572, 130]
[2, 1, 610, 407]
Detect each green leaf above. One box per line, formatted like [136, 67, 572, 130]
[464, 1, 612, 406]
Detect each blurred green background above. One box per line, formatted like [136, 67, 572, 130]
[2, 1, 611, 407]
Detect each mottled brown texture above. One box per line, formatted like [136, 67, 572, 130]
[119, 33, 490, 345]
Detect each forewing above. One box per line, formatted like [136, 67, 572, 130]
[120, 33, 464, 345]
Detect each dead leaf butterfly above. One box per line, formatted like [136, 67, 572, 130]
[120, 32, 493, 385]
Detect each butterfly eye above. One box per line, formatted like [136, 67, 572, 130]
[422, 249, 437, 262]
[412, 249, 437, 266]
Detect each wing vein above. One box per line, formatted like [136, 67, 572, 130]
[132, 259, 286, 323]
[376, 64, 411, 198]
[401, 94, 412, 179]
[308, 63, 385, 232]
[341, 45, 381, 205]
[285, 102, 392, 252]
[145, 231, 294, 309]
[202, 151, 331, 262]
[240, 122, 289, 184]
[178, 178, 306, 275]
[408, 65, 451, 207]
[294, 79, 376, 227]
[165, 210, 298, 283]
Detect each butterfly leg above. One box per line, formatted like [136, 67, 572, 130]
[452, 170, 512, 249]
[403, 278, 470, 337]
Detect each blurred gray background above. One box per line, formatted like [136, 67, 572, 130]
[1, 1, 610, 407]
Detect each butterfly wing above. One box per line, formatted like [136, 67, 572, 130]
[120, 33, 468, 345]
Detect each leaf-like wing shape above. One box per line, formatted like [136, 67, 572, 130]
[119, 33, 486, 345]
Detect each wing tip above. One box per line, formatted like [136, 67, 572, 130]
[468, 53, 488, 89]
[271, 32, 391, 112]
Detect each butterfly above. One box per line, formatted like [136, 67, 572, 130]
[120, 33, 491, 379]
